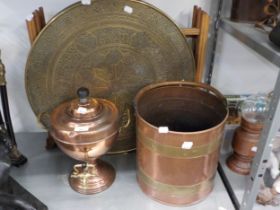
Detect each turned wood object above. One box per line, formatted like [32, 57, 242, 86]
[227, 117, 264, 175]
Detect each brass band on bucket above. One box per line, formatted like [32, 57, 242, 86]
[138, 168, 215, 197]
[137, 130, 221, 158]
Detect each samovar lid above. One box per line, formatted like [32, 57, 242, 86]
[50, 87, 119, 144]
[67, 87, 103, 120]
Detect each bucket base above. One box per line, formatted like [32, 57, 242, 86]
[137, 175, 214, 206]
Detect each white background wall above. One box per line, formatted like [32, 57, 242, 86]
[0, 0, 278, 132]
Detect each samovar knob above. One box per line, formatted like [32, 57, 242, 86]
[77, 87, 89, 103]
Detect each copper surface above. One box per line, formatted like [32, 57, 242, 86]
[69, 160, 115, 194]
[25, 0, 195, 154]
[227, 118, 263, 175]
[50, 88, 119, 194]
[134, 81, 228, 205]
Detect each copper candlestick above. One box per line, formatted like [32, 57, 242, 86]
[50, 87, 119, 194]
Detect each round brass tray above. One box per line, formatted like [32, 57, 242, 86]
[25, 0, 195, 153]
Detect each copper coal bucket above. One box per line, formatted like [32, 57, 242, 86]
[135, 81, 228, 205]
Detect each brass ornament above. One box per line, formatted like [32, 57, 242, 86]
[69, 161, 115, 194]
[138, 168, 215, 197]
[137, 129, 222, 158]
[25, 0, 195, 153]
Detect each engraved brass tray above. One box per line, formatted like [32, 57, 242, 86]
[25, 0, 195, 153]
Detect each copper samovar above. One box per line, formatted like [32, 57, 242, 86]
[50, 87, 119, 194]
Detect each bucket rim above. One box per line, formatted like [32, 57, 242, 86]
[134, 81, 229, 135]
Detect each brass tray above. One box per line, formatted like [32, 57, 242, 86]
[25, 0, 195, 153]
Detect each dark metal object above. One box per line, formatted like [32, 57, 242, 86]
[0, 52, 27, 167]
[205, 0, 223, 84]
[218, 162, 240, 210]
[0, 111, 27, 167]
[227, 118, 263, 175]
[25, 0, 195, 154]
[0, 192, 36, 210]
[270, 23, 280, 47]
[231, 0, 267, 23]
[1, 177, 48, 210]
[0, 141, 46, 210]
[135, 81, 228, 205]
[0, 123, 27, 167]
[0, 86, 16, 146]
[0, 54, 13, 145]
[50, 87, 119, 194]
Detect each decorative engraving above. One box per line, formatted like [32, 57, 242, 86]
[71, 163, 105, 188]
[25, 0, 195, 152]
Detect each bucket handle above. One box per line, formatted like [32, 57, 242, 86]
[182, 82, 227, 107]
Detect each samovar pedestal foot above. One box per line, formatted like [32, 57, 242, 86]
[69, 159, 115, 195]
